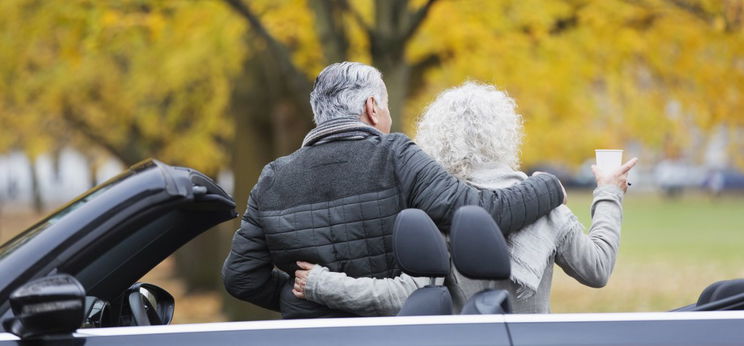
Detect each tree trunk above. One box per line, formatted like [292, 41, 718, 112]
[219, 52, 287, 321]
[309, 0, 348, 63]
[368, 0, 439, 133]
[172, 220, 226, 292]
[82, 151, 100, 188]
[376, 60, 410, 132]
[29, 156, 44, 213]
[51, 146, 63, 183]
[271, 100, 313, 155]
[221, 97, 279, 320]
[0, 193, 4, 241]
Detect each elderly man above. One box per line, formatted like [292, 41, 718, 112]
[222, 62, 566, 319]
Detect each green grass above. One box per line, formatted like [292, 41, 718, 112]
[551, 190, 744, 313]
[567, 190, 744, 263]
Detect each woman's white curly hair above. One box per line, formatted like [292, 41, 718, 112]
[415, 82, 524, 179]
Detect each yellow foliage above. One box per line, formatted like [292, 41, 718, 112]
[0, 0, 246, 173]
[1, 0, 742, 171]
[404, 0, 744, 168]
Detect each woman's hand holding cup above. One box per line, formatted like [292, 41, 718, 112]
[592, 157, 638, 193]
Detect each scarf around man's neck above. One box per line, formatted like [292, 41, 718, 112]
[301, 117, 383, 147]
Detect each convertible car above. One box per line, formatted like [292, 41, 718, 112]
[0, 160, 742, 345]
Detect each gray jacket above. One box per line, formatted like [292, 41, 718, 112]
[223, 129, 564, 319]
[304, 164, 623, 315]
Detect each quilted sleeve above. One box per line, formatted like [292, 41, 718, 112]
[390, 134, 564, 235]
[222, 175, 289, 311]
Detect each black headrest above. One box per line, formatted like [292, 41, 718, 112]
[397, 286, 453, 316]
[697, 280, 727, 306]
[393, 209, 450, 277]
[698, 279, 744, 305]
[460, 289, 512, 315]
[713, 279, 744, 300]
[450, 206, 510, 280]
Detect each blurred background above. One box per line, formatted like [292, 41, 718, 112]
[0, 0, 743, 322]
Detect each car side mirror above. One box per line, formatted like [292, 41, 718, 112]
[123, 283, 174, 326]
[2, 274, 85, 339]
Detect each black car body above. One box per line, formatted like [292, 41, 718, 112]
[0, 160, 743, 345]
[2, 312, 744, 345]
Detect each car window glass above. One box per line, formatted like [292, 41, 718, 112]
[0, 171, 134, 260]
[71, 210, 180, 293]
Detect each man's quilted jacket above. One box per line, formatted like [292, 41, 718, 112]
[222, 132, 564, 319]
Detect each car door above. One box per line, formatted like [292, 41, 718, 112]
[1, 315, 514, 346]
[506, 311, 744, 345]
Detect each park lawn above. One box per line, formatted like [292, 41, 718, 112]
[551, 190, 744, 313]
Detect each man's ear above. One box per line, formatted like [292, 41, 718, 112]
[363, 96, 378, 125]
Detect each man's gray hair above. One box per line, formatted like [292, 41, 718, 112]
[309, 62, 387, 125]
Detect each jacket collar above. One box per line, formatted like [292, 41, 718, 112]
[302, 118, 383, 147]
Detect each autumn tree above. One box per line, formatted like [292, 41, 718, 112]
[0, 0, 249, 304]
[0, 0, 245, 174]
[406, 0, 744, 167]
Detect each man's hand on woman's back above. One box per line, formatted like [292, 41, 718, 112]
[293, 261, 316, 299]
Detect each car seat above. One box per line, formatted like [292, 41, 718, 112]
[694, 279, 744, 311]
[394, 209, 453, 316]
[672, 278, 744, 311]
[450, 206, 512, 314]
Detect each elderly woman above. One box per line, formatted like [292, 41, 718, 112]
[416, 82, 636, 313]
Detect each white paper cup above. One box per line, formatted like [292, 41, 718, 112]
[595, 149, 623, 173]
